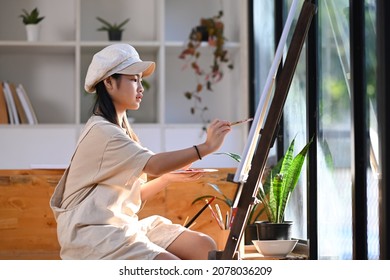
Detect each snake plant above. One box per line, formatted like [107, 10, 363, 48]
[258, 137, 313, 223]
[96, 17, 130, 32]
[19, 8, 44, 25]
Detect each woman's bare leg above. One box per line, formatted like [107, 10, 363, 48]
[154, 251, 181, 260]
[165, 230, 217, 260]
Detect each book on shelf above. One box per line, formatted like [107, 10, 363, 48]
[2, 81, 18, 124]
[0, 83, 9, 124]
[9, 82, 28, 124]
[16, 84, 38, 124]
[0, 81, 38, 125]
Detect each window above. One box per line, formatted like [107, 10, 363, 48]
[250, 0, 381, 259]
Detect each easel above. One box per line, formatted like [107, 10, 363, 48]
[209, 0, 317, 260]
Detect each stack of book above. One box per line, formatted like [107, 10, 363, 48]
[0, 81, 38, 125]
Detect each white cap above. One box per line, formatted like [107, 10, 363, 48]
[84, 44, 155, 93]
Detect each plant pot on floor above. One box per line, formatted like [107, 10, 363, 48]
[244, 224, 259, 245]
[25, 24, 40, 41]
[255, 221, 293, 240]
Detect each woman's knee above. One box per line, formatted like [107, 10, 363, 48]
[167, 230, 217, 260]
[195, 232, 217, 251]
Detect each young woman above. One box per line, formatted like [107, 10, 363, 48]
[50, 44, 232, 260]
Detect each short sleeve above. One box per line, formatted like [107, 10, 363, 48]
[95, 132, 154, 187]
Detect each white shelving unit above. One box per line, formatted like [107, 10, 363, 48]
[0, 0, 248, 169]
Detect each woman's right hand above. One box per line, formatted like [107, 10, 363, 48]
[203, 119, 231, 154]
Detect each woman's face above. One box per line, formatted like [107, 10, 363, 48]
[108, 74, 144, 113]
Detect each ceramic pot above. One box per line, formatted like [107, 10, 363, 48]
[108, 30, 123, 41]
[255, 221, 293, 240]
[244, 224, 258, 245]
[194, 25, 208, 41]
[25, 24, 40, 42]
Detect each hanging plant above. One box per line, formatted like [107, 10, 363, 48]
[179, 10, 234, 126]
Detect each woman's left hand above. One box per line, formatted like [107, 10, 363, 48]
[140, 169, 203, 201]
[160, 171, 204, 184]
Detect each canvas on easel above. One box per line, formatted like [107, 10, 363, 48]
[208, 0, 317, 260]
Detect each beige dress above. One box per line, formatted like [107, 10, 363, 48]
[50, 116, 185, 259]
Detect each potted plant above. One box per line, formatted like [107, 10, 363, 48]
[19, 7, 45, 42]
[96, 17, 130, 41]
[178, 10, 234, 127]
[256, 136, 313, 240]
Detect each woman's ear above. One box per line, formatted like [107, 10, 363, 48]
[103, 77, 113, 90]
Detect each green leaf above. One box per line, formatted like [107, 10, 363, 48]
[257, 184, 273, 222]
[248, 204, 265, 224]
[206, 183, 233, 206]
[96, 17, 130, 31]
[97, 17, 111, 27]
[269, 174, 283, 222]
[184, 92, 193, 100]
[141, 80, 150, 91]
[191, 195, 231, 208]
[274, 138, 296, 222]
[262, 158, 283, 196]
[212, 152, 241, 162]
[278, 137, 313, 220]
[116, 18, 130, 30]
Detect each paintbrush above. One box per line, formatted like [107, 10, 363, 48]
[230, 117, 254, 126]
[185, 196, 216, 228]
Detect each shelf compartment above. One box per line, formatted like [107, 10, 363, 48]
[80, 0, 159, 42]
[0, 51, 76, 124]
[0, 0, 76, 42]
[165, 0, 241, 42]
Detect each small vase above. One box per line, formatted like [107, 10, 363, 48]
[255, 221, 293, 240]
[25, 24, 40, 42]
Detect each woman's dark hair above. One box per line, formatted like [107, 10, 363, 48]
[93, 74, 139, 142]
[93, 74, 121, 126]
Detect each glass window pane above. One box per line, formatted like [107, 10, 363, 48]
[253, 0, 275, 107]
[318, 0, 352, 259]
[252, 0, 278, 166]
[365, 0, 379, 260]
[283, 0, 308, 241]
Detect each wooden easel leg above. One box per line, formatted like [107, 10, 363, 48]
[208, 250, 222, 260]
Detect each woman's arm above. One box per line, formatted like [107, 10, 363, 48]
[143, 119, 231, 176]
